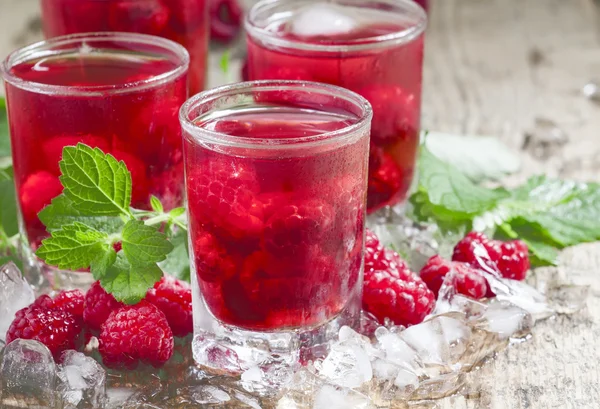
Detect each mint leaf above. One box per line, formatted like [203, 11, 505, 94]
[0, 178, 18, 237]
[60, 144, 132, 217]
[36, 222, 113, 270]
[425, 132, 521, 183]
[100, 253, 163, 304]
[159, 229, 190, 282]
[220, 50, 230, 74]
[417, 146, 509, 216]
[0, 97, 10, 158]
[169, 207, 185, 218]
[90, 249, 117, 280]
[39, 194, 124, 234]
[150, 195, 163, 213]
[122, 220, 173, 266]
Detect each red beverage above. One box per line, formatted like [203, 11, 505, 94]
[41, 0, 208, 94]
[246, 0, 426, 213]
[2, 33, 188, 251]
[182, 81, 371, 332]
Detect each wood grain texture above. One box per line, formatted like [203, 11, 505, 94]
[1, 0, 599, 408]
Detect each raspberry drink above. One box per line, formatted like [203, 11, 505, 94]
[1, 33, 189, 268]
[246, 0, 426, 212]
[181, 80, 371, 371]
[41, 0, 208, 94]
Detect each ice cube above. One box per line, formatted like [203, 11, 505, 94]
[317, 327, 373, 388]
[0, 339, 58, 407]
[491, 278, 554, 321]
[190, 385, 231, 405]
[240, 360, 295, 396]
[400, 316, 471, 367]
[313, 384, 374, 409]
[290, 4, 358, 38]
[0, 262, 35, 344]
[475, 300, 533, 340]
[58, 350, 107, 408]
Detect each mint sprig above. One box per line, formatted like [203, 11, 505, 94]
[411, 145, 600, 266]
[37, 143, 188, 304]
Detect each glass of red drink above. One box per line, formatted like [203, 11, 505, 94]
[245, 0, 427, 213]
[1, 32, 189, 286]
[40, 0, 208, 94]
[181, 80, 371, 373]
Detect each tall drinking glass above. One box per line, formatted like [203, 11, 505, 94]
[245, 0, 426, 213]
[40, 0, 208, 94]
[181, 80, 371, 372]
[1, 32, 189, 287]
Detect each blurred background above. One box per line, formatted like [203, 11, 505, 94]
[1, 0, 599, 180]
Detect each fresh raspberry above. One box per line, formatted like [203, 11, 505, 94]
[19, 171, 63, 223]
[6, 306, 83, 359]
[108, 0, 170, 34]
[367, 150, 406, 212]
[363, 230, 435, 326]
[98, 301, 174, 369]
[31, 294, 55, 309]
[420, 255, 488, 300]
[42, 135, 110, 175]
[264, 199, 334, 255]
[187, 160, 264, 239]
[194, 231, 237, 283]
[145, 276, 193, 337]
[52, 290, 85, 321]
[453, 232, 529, 280]
[110, 150, 150, 207]
[497, 241, 530, 280]
[209, 0, 243, 43]
[356, 84, 419, 146]
[84, 281, 124, 332]
[452, 232, 502, 269]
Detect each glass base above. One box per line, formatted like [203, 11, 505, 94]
[191, 284, 362, 376]
[20, 240, 95, 293]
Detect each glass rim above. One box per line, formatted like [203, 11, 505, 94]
[245, 0, 427, 53]
[0, 32, 190, 96]
[180, 79, 373, 150]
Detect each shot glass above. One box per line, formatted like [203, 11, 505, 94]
[40, 0, 208, 94]
[181, 80, 372, 373]
[245, 0, 427, 213]
[1, 32, 189, 287]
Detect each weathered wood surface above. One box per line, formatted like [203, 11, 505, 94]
[1, 0, 599, 408]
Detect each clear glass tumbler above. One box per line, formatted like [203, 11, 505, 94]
[181, 80, 372, 373]
[1, 32, 189, 288]
[245, 0, 427, 213]
[40, 0, 208, 94]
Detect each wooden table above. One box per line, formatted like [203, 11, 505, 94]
[1, 1, 599, 408]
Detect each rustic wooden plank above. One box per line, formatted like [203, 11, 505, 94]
[0, 0, 599, 408]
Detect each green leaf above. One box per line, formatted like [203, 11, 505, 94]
[150, 195, 163, 213]
[169, 207, 186, 218]
[424, 132, 521, 183]
[90, 248, 117, 280]
[39, 195, 124, 233]
[36, 222, 113, 270]
[59, 144, 132, 217]
[418, 146, 509, 216]
[122, 220, 173, 266]
[158, 229, 190, 282]
[0, 179, 18, 237]
[0, 97, 10, 158]
[100, 253, 163, 304]
[220, 50, 230, 74]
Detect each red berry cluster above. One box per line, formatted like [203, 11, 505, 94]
[420, 232, 530, 300]
[5, 276, 192, 369]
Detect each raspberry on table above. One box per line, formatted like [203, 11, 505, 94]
[5, 305, 83, 359]
[194, 231, 238, 283]
[264, 199, 334, 255]
[145, 276, 193, 337]
[98, 301, 174, 369]
[363, 229, 435, 326]
[452, 232, 530, 280]
[51, 289, 85, 321]
[84, 281, 124, 332]
[420, 255, 489, 300]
